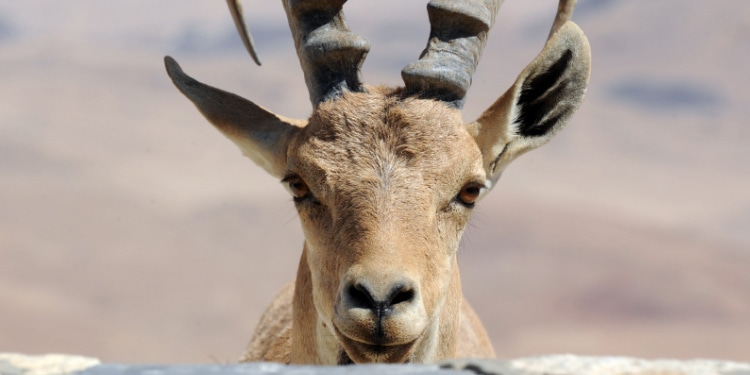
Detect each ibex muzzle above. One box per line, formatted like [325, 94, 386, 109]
[166, 0, 591, 365]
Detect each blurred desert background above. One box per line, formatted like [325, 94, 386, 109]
[1, 0, 749, 364]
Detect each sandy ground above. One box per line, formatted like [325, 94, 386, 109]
[1, 0, 749, 364]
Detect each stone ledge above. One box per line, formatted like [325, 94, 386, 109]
[445, 356, 750, 375]
[0, 353, 100, 375]
[2, 353, 749, 375]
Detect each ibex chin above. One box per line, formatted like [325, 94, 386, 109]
[165, 0, 590, 365]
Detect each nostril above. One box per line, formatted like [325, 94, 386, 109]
[343, 281, 416, 315]
[389, 287, 414, 306]
[347, 283, 376, 309]
[388, 285, 415, 307]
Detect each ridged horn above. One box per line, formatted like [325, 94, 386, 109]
[402, 0, 503, 109]
[283, 0, 370, 107]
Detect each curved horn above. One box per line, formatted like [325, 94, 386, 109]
[283, 0, 370, 107]
[402, 0, 503, 109]
[549, 0, 578, 39]
[227, 0, 262, 66]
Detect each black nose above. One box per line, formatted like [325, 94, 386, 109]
[345, 281, 415, 317]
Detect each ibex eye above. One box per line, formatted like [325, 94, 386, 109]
[457, 183, 483, 207]
[284, 176, 311, 201]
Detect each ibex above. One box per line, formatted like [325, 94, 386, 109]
[165, 0, 590, 365]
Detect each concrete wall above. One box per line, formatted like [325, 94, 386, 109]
[3, 353, 750, 375]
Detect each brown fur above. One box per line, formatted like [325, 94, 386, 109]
[164, 3, 590, 366]
[274, 89, 493, 364]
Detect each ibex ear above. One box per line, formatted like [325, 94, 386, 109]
[164, 56, 304, 178]
[468, 22, 591, 188]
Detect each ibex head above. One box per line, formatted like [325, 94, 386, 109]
[165, 0, 590, 365]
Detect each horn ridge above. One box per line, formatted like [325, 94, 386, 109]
[402, 0, 503, 109]
[284, 0, 370, 106]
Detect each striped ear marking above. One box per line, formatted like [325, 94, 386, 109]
[515, 49, 574, 137]
[469, 21, 591, 186]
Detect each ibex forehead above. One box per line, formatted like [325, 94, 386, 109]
[287, 88, 486, 197]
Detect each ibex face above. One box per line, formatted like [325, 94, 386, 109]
[165, 0, 590, 365]
[290, 91, 483, 363]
